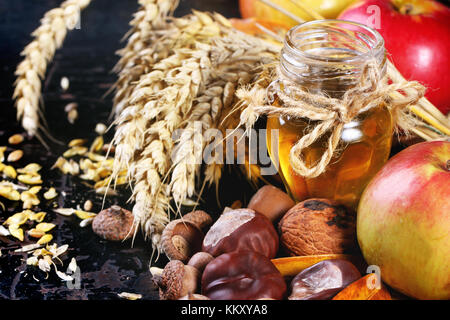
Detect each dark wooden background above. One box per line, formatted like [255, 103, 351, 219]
[0, 0, 247, 300]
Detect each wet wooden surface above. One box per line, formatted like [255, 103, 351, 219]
[0, 0, 249, 300]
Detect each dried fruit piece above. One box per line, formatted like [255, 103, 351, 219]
[68, 138, 87, 147]
[37, 234, 53, 245]
[332, 274, 392, 300]
[28, 228, 46, 238]
[117, 292, 142, 300]
[9, 225, 24, 241]
[43, 187, 58, 200]
[8, 134, 24, 145]
[4, 211, 29, 226]
[18, 174, 42, 185]
[0, 185, 20, 201]
[90, 136, 104, 153]
[271, 254, 357, 277]
[3, 165, 17, 179]
[95, 186, 118, 196]
[53, 208, 75, 216]
[17, 163, 41, 174]
[28, 186, 42, 194]
[74, 210, 96, 220]
[29, 212, 46, 222]
[7, 150, 23, 162]
[0, 146, 6, 162]
[35, 222, 56, 232]
[63, 146, 88, 158]
[87, 152, 106, 162]
[21, 191, 40, 209]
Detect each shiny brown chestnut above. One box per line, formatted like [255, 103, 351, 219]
[289, 259, 361, 300]
[202, 251, 287, 300]
[248, 185, 295, 223]
[202, 208, 279, 258]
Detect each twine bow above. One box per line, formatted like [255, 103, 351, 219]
[237, 60, 425, 178]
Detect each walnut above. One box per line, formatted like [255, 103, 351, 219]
[278, 199, 356, 256]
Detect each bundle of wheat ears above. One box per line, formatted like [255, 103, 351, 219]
[13, 0, 450, 255]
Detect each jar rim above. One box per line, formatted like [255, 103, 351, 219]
[285, 19, 385, 65]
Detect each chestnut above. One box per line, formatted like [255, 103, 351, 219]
[202, 208, 279, 258]
[201, 251, 286, 300]
[248, 185, 295, 223]
[289, 259, 361, 300]
[187, 252, 214, 273]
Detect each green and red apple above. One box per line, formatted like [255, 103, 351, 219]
[357, 141, 450, 299]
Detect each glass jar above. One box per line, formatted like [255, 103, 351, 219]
[266, 20, 393, 209]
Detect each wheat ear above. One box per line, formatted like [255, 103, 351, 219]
[13, 0, 91, 137]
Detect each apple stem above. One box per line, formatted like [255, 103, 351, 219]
[446, 160, 450, 171]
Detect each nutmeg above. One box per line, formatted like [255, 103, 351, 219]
[278, 199, 356, 256]
[92, 205, 136, 241]
[248, 185, 295, 223]
[154, 260, 200, 300]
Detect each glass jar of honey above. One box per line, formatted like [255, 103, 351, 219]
[267, 20, 392, 209]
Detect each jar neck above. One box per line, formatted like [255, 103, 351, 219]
[280, 20, 386, 99]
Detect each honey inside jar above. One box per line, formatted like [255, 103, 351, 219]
[266, 20, 392, 209]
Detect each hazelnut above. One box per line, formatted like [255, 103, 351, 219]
[92, 205, 136, 241]
[182, 210, 213, 232]
[248, 185, 295, 223]
[278, 199, 356, 256]
[161, 219, 204, 262]
[202, 208, 279, 259]
[201, 251, 287, 300]
[154, 260, 200, 300]
[187, 252, 214, 273]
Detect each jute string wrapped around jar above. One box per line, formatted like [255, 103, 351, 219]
[237, 60, 426, 178]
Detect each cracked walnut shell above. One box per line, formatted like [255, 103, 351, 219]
[278, 199, 356, 256]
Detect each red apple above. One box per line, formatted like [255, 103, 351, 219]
[339, 0, 450, 114]
[357, 141, 450, 299]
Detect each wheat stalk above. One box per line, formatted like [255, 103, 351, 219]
[170, 35, 279, 206]
[112, 13, 231, 252]
[13, 0, 91, 137]
[112, 0, 180, 118]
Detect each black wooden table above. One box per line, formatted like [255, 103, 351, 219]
[0, 0, 251, 300]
